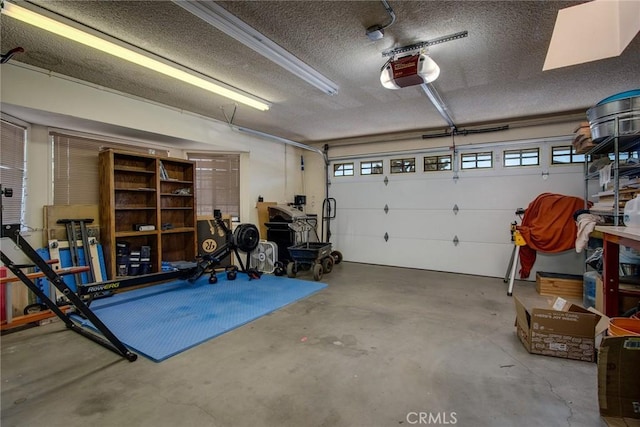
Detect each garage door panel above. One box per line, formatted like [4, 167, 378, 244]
[373, 210, 518, 244]
[338, 236, 584, 280]
[328, 146, 585, 279]
[361, 238, 514, 278]
[335, 174, 585, 212]
[330, 180, 390, 209]
[382, 211, 459, 241]
[383, 179, 459, 209]
[452, 174, 585, 210]
[336, 234, 392, 265]
[450, 211, 516, 244]
[334, 208, 388, 238]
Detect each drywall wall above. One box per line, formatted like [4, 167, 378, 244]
[1, 63, 306, 241]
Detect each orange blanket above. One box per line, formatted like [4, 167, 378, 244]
[518, 193, 586, 278]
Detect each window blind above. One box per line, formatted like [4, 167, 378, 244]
[187, 153, 240, 218]
[51, 133, 168, 205]
[0, 120, 26, 224]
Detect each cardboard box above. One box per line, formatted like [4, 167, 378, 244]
[514, 297, 608, 362]
[598, 336, 640, 426]
[573, 121, 595, 154]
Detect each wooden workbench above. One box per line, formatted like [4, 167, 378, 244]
[594, 225, 640, 316]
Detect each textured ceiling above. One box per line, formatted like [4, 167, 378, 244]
[1, 0, 640, 144]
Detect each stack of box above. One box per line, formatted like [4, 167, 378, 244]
[140, 245, 151, 275]
[514, 297, 640, 426]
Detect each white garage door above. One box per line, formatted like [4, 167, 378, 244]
[328, 140, 587, 279]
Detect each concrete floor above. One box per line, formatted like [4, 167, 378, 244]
[1, 262, 604, 427]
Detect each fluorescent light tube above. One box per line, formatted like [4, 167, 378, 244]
[1, 1, 271, 111]
[173, 0, 339, 96]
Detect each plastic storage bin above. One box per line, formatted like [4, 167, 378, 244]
[623, 195, 640, 227]
[583, 270, 599, 309]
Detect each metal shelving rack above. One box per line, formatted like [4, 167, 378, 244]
[585, 117, 640, 225]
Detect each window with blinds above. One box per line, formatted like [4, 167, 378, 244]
[51, 133, 167, 205]
[187, 153, 240, 218]
[0, 120, 26, 225]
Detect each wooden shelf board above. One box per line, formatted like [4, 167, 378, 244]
[114, 166, 155, 174]
[115, 207, 157, 211]
[115, 188, 156, 192]
[115, 230, 158, 237]
[160, 179, 193, 184]
[161, 227, 195, 234]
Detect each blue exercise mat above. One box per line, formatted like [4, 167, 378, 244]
[72, 274, 327, 362]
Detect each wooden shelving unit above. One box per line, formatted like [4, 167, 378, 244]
[99, 149, 197, 279]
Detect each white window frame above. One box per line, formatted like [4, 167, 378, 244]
[551, 146, 586, 165]
[424, 154, 452, 172]
[504, 148, 540, 167]
[461, 152, 493, 170]
[333, 162, 354, 177]
[390, 158, 416, 174]
[360, 160, 383, 175]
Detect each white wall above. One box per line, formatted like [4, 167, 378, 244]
[1, 63, 306, 246]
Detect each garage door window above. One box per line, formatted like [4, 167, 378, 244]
[461, 152, 492, 169]
[361, 161, 383, 175]
[424, 155, 452, 172]
[504, 148, 539, 167]
[390, 158, 415, 173]
[609, 151, 638, 162]
[334, 163, 354, 177]
[552, 146, 585, 164]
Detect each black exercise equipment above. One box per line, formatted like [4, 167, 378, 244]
[0, 184, 16, 238]
[76, 269, 189, 297]
[246, 268, 262, 280]
[0, 234, 138, 362]
[225, 265, 238, 281]
[57, 218, 96, 284]
[273, 261, 285, 276]
[189, 210, 260, 283]
[1, 201, 260, 360]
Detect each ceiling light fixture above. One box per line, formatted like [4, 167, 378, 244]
[172, 0, 339, 96]
[0, 1, 271, 111]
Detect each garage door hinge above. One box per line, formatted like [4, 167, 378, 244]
[453, 235, 459, 246]
[384, 176, 389, 186]
[384, 232, 389, 242]
[384, 204, 389, 214]
[453, 204, 459, 215]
